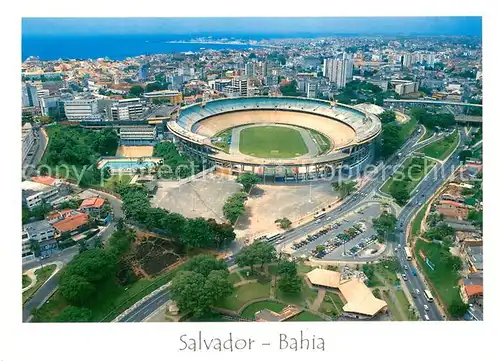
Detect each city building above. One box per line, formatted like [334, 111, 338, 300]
[79, 196, 106, 217]
[306, 268, 387, 319]
[22, 122, 35, 164]
[143, 90, 183, 104]
[63, 99, 102, 121]
[323, 53, 353, 89]
[139, 63, 150, 80]
[39, 95, 60, 117]
[53, 212, 90, 238]
[24, 83, 39, 108]
[119, 125, 157, 145]
[394, 81, 419, 96]
[21, 180, 59, 210]
[109, 98, 145, 121]
[21, 230, 33, 260]
[231, 77, 249, 97]
[23, 220, 58, 258]
[245, 62, 256, 78]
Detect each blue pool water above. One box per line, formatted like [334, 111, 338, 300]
[102, 161, 156, 170]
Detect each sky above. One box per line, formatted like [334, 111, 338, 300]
[22, 17, 482, 37]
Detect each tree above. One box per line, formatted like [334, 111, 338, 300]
[78, 240, 88, 254]
[372, 212, 398, 242]
[280, 80, 298, 96]
[254, 241, 277, 270]
[223, 192, 247, 224]
[380, 124, 404, 158]
[316, 245, 326, 253]
[170, 271, 210, 316]
[236, 172, 261, 192]
[332, 181, 357, 198]
[59, 274, 96, 306]
[29, 239, 41, 258]
[379, 110, 397, 124]
[180, 217, 213, 249]
[183, 254, 228, 277]
[129, 85, 144, 97]
[204, 270, 234, 302]
[277, 260, 301, 293]
[235, 244, 259, 273]
[275, 217, 292, 230]
[55, 306, 93, 322]
[92, 237, 103, 249]
[390, 181, 410, 205]
[448, 300, 469, 319]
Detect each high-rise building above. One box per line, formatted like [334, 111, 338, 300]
[323, 53, 353, 89]
[109, 98, 144, 121]
[63, 99, 101, 121]
[306, 82, 317, 98]
[25, 83, 39, 107]
[427, 53, 436, 67]
[394, 81, 419, 96]
[245, 62, 256, 78]
[401, 53, 413, 68]
[231, 77, 249, 97]
[139, 63, 150, 80]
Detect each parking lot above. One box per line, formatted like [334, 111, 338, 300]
[286, 203, 382, 260]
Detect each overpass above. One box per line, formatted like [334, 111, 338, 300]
[383, 99, 482, 108]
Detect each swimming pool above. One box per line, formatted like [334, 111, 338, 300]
[101, 160, 157, 170]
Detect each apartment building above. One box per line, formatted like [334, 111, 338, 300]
[108, 98, 145, 121]
[63, 99, 102, 121]
[119, 125, 157, 145]
[21, 180, 59, 210]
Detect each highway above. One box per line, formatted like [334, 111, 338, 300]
[393, 126, 466, 321]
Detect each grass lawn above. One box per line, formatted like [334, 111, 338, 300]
[420, 130, 459, 160]
[419, 125, 435, 142]
[215, 280, 271, 311]
[411, 200, 431, 236]
[297, 264, 314, 274]
[22, 265, 57, 305]
[287, 311, 324, 321]
[239, 126, 308, 158]
[228, 272, 243, 284]
[381, 156, 437, 195]
[400, 116, 418, 140]
[104, 174, 132, 191]
[240, 300, 286, 320]
[275, 279, 318, 307]
[373, 260, 400, 286]
[189, 311, 236, 322]
[414, 239, 462, 316]
[308, 129, 332, 155]
[383, 290, 404, 321]
[212, 129, 232, 153]
[22, 274, 32, 288]
[319, 292, 344, 317]
[395, 289, 413, 320]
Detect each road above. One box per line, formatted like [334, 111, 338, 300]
[393, 126, 466, 321]
[23, 184, 124, 322]
[22, 124, 47, 180]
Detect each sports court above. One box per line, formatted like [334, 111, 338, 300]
[116, 145, 154, 157]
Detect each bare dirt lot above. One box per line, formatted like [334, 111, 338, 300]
[151, 174, 242, 221]
[235, 182, 340, 239]
[116, 145, 154, 157]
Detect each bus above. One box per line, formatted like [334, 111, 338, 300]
[404, 247, 412, 261]
[424, 289, 434, 302]
[266, 233, 282, 243]
[314, 211, 327, 220]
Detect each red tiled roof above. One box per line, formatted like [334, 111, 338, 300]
[439, 200, 467, 208]
[79, 197, 105, 209]
[53, 213, 89, 233]
[31, 176, 57, 186]
[465, 285, 483, 297]
[47, 209, 76, 221]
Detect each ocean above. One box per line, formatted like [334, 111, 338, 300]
[22, 34, 266, 61]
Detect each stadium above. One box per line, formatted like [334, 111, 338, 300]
[167, 97, 382, 181]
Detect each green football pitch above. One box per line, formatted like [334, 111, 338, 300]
[238, 126, 309, 158]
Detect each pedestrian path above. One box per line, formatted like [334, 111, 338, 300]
[310, 288, 326, 311]
[22, 261, 63, 293]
